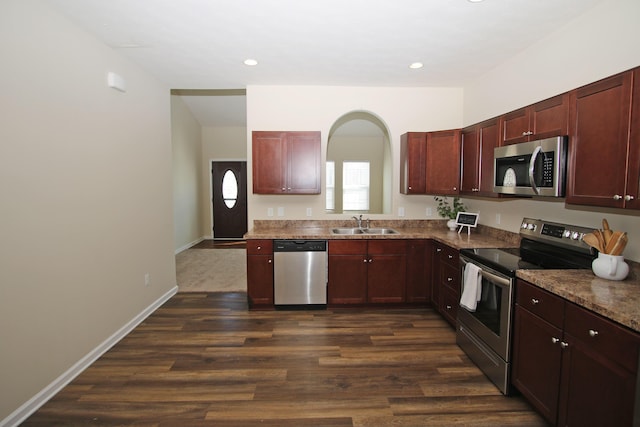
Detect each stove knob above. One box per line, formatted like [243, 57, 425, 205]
[563, 230, 572, 238]
[571, 231, 581, 240]
[521, 222, 528, 229]
[527, 223, 536, 231]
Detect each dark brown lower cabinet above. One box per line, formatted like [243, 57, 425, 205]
[406, 239, 431, 304]
[246, 239, 274, 308]
[430, 242, 460, 327]
[512, 279, 640, 426]
[328, 239, 407, 305]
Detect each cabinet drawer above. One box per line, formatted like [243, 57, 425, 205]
[246, 239, 273, 255]
[329, 240, 367, 255]
[441, 262, 460, 292]
[564, 302, 640, 373]
[516, 280, 564, 328]
[438, 245, 459, 267]
[368, 239, 406, 255]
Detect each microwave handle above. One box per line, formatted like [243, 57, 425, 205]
[528, 145, 542, 195]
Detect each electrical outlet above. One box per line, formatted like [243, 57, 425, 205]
[426, 207, 433, 217]
[496, 213, 501, 225]
[277, 207, 284, 217]
[398, 207, 405, 217]
[144, 273, 150, 286]
[306, 207, 312, 217]
[267, 207, 274, 217]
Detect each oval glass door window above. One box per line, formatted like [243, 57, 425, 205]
[222, 169, 238, 209]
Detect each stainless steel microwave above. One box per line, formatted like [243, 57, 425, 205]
[493, 136, 568, 197]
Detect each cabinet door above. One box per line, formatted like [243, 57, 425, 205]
[460, 125, 480, 194]
[478, 118, 500, 195]
[511, 305, 563, 424]
[426, 129, 461, 195]
[367, 253, 406, 303]
[328, 240, 368, 305]
[400, 132, 427, 194]
[558, 334, 637, 427]
[252, 132, 286, 194]
[627, 67, 640, 209]
[531, 93, 569, 140]
[566, 72, 633, 207]
[406, 240, 430, 304]
[246, 255, 274, 308]
[328, 254, 367, 304]
[286, 131, 321, 194]
[502, 107, 530, 145]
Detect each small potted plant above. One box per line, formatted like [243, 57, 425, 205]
[434, 196, 466, 230]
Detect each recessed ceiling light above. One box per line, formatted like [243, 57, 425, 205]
[468, 0, 484, 3]
[243, 59, 258, 66]
[409, 62, 424, 69]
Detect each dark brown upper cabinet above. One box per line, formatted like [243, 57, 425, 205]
[426, 129, 461, 195]
[460, 118, 500, 197]
[501, 93, 570, 145]
[252, 131, 321, 194]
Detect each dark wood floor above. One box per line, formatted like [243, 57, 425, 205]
[23, 293, 547, 426]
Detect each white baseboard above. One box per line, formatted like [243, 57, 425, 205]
[175, 236, 206, 254]
[0, 285, 178, 427]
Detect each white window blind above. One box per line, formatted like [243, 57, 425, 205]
[343, 161, 370, 211]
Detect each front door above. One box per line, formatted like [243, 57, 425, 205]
[211, 161, 247, 240]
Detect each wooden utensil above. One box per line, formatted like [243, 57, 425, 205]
[582, 233, 602, 253]
[610, 232, 628, 256]
[602, 218, 613, 246]
[593, 229, 606, 253]
[605, 230, 623, 254]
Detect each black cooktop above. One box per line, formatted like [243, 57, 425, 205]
[460, 238, 596, 277]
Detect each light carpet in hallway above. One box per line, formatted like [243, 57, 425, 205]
[175, 248, 247, 292]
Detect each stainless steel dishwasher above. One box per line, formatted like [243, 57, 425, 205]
[273, 240, 327, 306]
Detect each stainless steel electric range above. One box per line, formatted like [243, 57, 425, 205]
[456, 217, 597, 394]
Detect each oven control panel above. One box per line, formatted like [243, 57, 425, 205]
[520, 218, 594, 252]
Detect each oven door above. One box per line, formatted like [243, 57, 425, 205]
[457, 256, 514, 361]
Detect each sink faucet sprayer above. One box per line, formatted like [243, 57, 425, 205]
[352, 215, 370, 229]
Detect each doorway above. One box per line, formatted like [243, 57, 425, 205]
[211, 161, 247, 240]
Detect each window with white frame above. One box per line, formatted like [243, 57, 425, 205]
[326, 161, 335, 210]
[342, 161, 370, 211]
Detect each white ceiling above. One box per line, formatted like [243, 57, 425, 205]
[45, 0, 603, 127]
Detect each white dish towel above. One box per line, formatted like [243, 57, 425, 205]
[460, 263, 482, 312]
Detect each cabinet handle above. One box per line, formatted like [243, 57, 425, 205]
[268, 259, 272, 264]
[588, 329, 599, 337]
[368, 259, 373, 263]
[281, 187, 286, 191]
[522, 132, 528, 136]
[613, 194, 623, 200]
[625, 195, 635, 201]
[560, 342, 569, 349]
[436, 248, 442, 253]
[446, 305, 452, 310]
[257, 246, 261, 250]
[452, 187, 457, 191]
[551, 337, 560, 344]
[447, 277, 453, 282]
[363, 259, 368, 263]
[408, 186, 412, 190]
[531, 298, 539, 305]
[447, 254, 453, 259]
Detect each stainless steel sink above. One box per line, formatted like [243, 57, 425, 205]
[364, 228, 398, 235]
[331, 227, 398, 235]
[331, 228, 365, 234]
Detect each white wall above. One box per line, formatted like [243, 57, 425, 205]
[246, 85, 464, 224]
[201, 126, 247, 238]
[462, 0, 640, 262]
[0, 0, 176, 422]
[171, 95, 203, 252]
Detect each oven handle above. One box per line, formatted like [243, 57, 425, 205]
[460, 257, 512, 288]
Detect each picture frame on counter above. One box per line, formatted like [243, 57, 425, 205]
[455, 212, 479, 235]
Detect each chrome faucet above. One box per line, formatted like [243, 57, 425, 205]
[352, 215, 363, 229]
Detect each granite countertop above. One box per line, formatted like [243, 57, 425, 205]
[244, 219, 640, 333]
[244, 219, 520, 249]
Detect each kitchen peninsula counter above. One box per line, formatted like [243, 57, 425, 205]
[517, 267, 640, 333]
